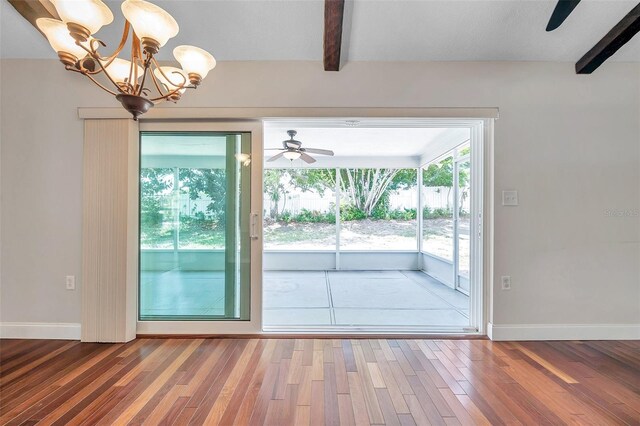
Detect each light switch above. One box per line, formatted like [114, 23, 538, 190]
[502, 190, 518, 206]
[65, 275, 76, 290]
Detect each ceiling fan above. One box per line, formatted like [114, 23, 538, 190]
[266, 130, 335, 164]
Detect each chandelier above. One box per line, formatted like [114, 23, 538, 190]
[37, 0, 216, 120]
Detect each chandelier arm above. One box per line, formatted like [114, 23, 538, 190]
[149, 57, 190, 99]
[128, 55, 135, 91]
[100, 21, 132, 64]
[149, 84, 196, 102]
[148, 63, 169, 97]
[67, 67, 119, 96]
[75, 40, 98, 62]
[130, 33, 141, 85]
[76, 22, 132, 76]
[74, 39, 111, 76]
[151, 97, 169, 105]
[90, 52, 127, 94]
[136, 54, 153, 97]
[153, 58, 188, 89]
[148, 65, 192, 101]
[149, 90, 179, 102]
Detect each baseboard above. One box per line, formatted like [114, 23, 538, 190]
[0, 322, 81, 340]
[487, 322, 640, 341]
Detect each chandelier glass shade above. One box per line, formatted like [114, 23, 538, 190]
[36, 0, 216, 120]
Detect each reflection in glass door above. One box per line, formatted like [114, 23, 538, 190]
[139, 132, 251, 320]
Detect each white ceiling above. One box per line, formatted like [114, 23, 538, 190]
[1, 0, 639, 62]
[264, 122, 452, 157]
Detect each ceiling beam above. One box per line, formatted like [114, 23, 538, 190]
[323, 0, 345, 71]
[546, 0, 581, 31]
[7, 0, 58, 35]
[576, 4, 640, 74]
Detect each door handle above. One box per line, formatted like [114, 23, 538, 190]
[250, 213, 259, 240]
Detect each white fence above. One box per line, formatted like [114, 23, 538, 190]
[263, 186, 455, 218]
[153, 187, 460, 219]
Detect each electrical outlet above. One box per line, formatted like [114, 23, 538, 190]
[501, 276, 511, 290]
[65, 275, 76, 290]
[502, 190, 519, 206]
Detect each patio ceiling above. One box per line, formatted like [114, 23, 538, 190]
[264, 121, 456, 159]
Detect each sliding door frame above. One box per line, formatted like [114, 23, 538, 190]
[136, 121, 264, 335]
[417, 121, 486, 334]
[453, 149, 471, 295]
[81, 108, 495, 337]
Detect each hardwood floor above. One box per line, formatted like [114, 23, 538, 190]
[1, 338, 639, 425]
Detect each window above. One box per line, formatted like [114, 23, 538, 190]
[263, 168, 418, 251]
[178, 168, 226, 249]
[263, 168, 336, 250]
[140, 168, 175, 249]
[456, 143, 471, 279]
[421, 156, 455, 260]
[339, 168, 418, 250]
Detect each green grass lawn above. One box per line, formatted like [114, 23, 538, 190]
[142, 217, 454, 250]
[141, 220, 225, 249]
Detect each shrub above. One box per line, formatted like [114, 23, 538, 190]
[292, 209, 335, 223]
[387, 208, 417, 221]
[140, 196, 164, 227]
[371, 194, 390, 219]
[423, 207, 452, 219]
[280, 212, 292, 223]
[341, 205, 367, 221]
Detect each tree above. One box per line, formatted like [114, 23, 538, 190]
[264, 169, 289, 219]
[140, 168, 173, 227]
[288, 168, 416, 217]
[422, 157, 469, 212]
[179, 168, 227, 225]
[265, 167, 420, 220]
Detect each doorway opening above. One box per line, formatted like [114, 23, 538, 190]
[262, 119, 484, 333]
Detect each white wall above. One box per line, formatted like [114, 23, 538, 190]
[1, 60, 639, 338]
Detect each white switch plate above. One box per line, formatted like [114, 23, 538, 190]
[502, 190, 518, 206]
[65, 275, 75, 290]
[501, 276, 511, 290]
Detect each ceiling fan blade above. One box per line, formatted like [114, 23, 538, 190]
[546, 0, 581, 31]
[303, 148, 334, 156]
[267, 152, 285, 162]
[299, 152, 317, 164]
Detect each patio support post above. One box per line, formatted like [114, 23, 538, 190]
[172, 167, 180, 267]
[335, 167, 341, 270]
[453, 154, 460, 289]
[417, 166, 424, 270]
[224, 135, 240, 318]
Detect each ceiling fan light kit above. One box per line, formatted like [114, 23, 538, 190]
[36, 0, 216, 120]
[266, 130, 335, 164]
[283, 151, 302, 160]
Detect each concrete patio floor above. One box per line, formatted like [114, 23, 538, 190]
[264, 270, 469, 327]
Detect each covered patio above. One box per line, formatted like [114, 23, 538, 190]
[261, 120, 479, 331]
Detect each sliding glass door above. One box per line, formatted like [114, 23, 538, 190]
[139, 132, 251, 320]
[422, 141, 472, 295]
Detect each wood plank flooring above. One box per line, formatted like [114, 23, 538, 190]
[1, 338, 639, 425]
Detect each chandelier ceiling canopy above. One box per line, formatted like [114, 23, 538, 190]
[37, 0, 216, 120]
